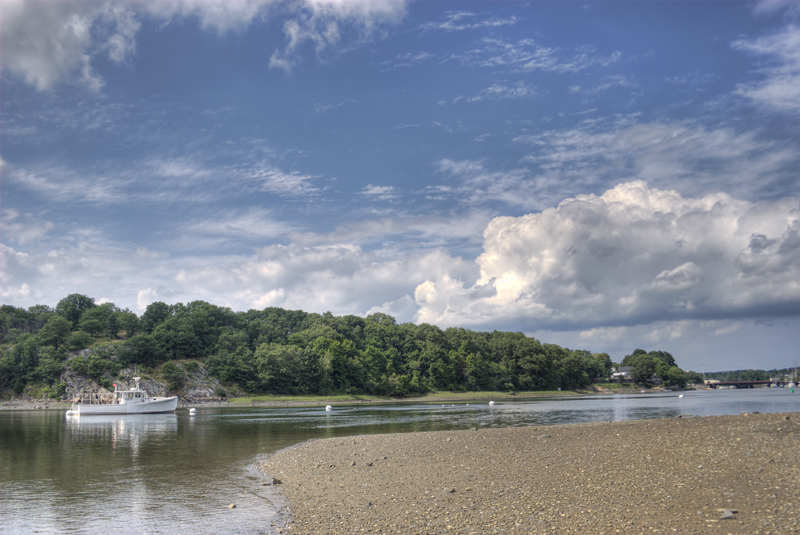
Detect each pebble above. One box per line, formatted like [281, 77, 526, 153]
[260, 412, 800, 535]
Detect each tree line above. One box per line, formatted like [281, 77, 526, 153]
[2, 293, 689, 398]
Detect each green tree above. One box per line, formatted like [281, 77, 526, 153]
[55, 293, 96, 329]
[161, 361, 186, 391]
[141, 302, 172, 333]
[38, 315, 72, 348]
[630, 355, 658, 384]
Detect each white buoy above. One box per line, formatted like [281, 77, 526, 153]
[189, 408, 197, 414]
[489, 401, 495, 406]
[325, 405, 333, 411]
[678, 394, 684, 399]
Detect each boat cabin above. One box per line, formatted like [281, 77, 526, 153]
[112, 378, 149, 405]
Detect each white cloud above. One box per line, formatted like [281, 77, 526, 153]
[1, 210, 55, 246]
[414, 182, 800, 332]
[0, 1, 140, 91]
[182, 209, 295, 241]
[269, 1, 408, 71]
[515, 118, 799, 203]
[453, 81, 537, 103]
[0, 1, 405, 89]
[142, 0, 271, 35]
[732, 25, 800, 114]
[419, 11, 518, 32]
[457, 37, 621, 74]
[359, 184, 399, 201]
[173, 244, 476, 320]
[287, 212, 493, 248]
[433, 159, 540, 209]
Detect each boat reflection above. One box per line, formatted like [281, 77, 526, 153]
[65, 413, 178, 457]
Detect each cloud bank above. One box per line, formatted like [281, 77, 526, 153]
[414, 181, 800, 331]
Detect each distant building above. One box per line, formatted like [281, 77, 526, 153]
[612, 366, 634, 382]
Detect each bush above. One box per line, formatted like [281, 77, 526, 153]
[161, 361, 186, 391]
[67, 331, 93, 351]
[215, 386, 227, 398]
[184, 361, 199, 373]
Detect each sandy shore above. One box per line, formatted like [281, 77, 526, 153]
[260, 412, 799, 535]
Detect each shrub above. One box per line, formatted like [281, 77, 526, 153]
[161, 361, 186, 391]
[67, 331, 93, 351]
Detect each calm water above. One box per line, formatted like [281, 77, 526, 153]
[2, 388, 798, 535]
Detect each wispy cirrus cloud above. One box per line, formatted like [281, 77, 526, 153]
[359, 184, 400, 202]
[287, 211, 493, 248]
[454, 37, 621, 74]
[514, 117, 799, 202]
[453, 81, 537, 103]
[732, 25, 800, 114]
[419, 11, 518, 32]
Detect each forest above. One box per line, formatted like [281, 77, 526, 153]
[1, 293, 690, 398]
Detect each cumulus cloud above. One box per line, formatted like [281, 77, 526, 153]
[173, 244, 476, 319]
[142, 0, 271, 35]
[414, 181, 800, 331]
[1, 1, 406, 89]
[732, 25, 800, 114]
[0, 1, 140, 91]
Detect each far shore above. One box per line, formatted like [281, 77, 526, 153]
[1, 385, 688, 411]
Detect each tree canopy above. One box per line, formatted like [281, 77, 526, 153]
[2, 293, 693, 397]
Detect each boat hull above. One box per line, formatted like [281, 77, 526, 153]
[68, 396, 179, 415]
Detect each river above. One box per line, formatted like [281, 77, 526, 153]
[2, 388, 798, 534]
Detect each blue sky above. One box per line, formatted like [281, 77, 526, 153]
[2, 1, 798, 371]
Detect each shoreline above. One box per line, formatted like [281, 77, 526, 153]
[0, 386, 685, 411]
[260, 412, 799, 534]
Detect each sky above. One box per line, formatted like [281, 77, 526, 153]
[1, 1, 798, 372]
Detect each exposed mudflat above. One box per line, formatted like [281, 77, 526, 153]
[260, 412, 800, 534]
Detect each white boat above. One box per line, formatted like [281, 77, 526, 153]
[66, 377, 178, 416]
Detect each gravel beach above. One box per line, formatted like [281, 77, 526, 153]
[260, 412, 799, 535]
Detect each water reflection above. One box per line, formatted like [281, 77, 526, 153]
[66, 413, 178, 457]
[2, 388, 798, 535]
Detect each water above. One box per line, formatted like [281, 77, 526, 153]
[2, 388, 798, 534]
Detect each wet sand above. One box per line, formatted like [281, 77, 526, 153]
[260, 412, 800, 534]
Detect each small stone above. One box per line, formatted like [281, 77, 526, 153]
[719, 510, 735, 520]
[447, 437, 451, 442]
[351, 461, 356, 466]
[229, 504, 236, 509]
[470, 427, 477, 431]
[538, 434, 551, 439]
